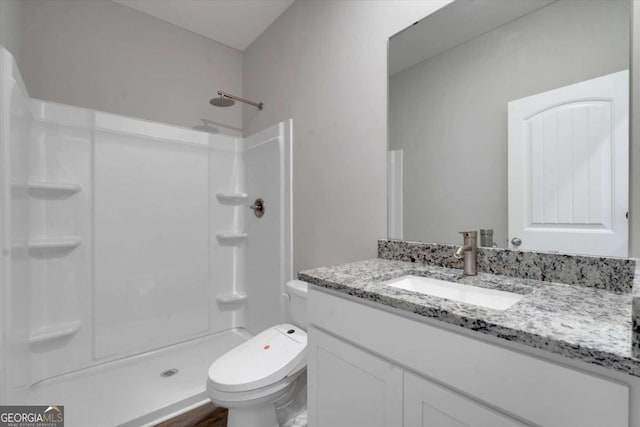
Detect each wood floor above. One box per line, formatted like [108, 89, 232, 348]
[154, 403, 228, 427]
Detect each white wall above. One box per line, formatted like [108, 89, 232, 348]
[389, 0, 629, 247]
[20, 0, 242, 133]
[243, 0, 452, 272]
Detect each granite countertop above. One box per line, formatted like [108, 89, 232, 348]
[299, 258, 640, 377]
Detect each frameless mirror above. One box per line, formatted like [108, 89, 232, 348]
[388, 0, 631, 257]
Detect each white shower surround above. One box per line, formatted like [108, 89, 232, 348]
[0, 46, 293, 426]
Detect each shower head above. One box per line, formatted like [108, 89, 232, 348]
[210, 91, 263, 111]
[209, 95, 235, 107]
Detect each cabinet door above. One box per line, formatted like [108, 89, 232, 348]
[404, 372, 527, 427]
[308, 326, 403, 427]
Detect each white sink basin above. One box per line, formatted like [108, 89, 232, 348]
[382, 275, 524, 310]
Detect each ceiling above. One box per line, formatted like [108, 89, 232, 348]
[113, 0, 295, 51]
[389, 0, 554, 76]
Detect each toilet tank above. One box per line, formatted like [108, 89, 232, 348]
[285, 280, 308, 330]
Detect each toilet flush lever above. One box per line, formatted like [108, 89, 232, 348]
[250, 198, 265, 218]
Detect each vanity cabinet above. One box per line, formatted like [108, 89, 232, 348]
[307, 288, 630, 427]
[308, 327, 403, 427]
[309, 325, 524, 427]
[309, 327, 523, 427]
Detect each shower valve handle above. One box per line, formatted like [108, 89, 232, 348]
[250, 198, 265, 218]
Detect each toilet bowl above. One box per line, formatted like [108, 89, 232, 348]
[207, 280, 308, 427]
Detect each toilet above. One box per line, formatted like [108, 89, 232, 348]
[207, 280, 308, 427]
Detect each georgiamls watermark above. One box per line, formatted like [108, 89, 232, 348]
[0, 406, 64, 427]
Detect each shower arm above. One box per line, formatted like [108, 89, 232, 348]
[218, 91, 264, 111]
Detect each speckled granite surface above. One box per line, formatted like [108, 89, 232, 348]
[299, 258, 640, 377]
[378, 239, 636, 293]
[631, 264, 640, 358]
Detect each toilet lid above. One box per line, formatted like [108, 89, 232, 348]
[208, 323, 307, 392]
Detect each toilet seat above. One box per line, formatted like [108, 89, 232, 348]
[208, 324, 307, 393]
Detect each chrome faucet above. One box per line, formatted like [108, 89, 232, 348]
[454, 231, 477, 276]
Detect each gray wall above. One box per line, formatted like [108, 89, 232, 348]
[0, 0, 22, 68]
[20, 0, 242, 133]
[243, 0, 452, 273]
[389, 0, 629, 247]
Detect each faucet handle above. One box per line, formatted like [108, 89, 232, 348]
[459, 231, 477, 238]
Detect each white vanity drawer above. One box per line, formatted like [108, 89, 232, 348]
[404, 371, 527, 427]
[309, 288, 629, 427]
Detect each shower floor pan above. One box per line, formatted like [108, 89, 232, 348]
[27, 328, 252, 427]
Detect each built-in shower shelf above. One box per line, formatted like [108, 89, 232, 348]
[29, 321, 82, 346]
[216, 292, 248, 306]
[27, 180, 82, 197]
[216, 232, 248, 246]
[215, 192, 248, 205]
[29, 237, 82, 251]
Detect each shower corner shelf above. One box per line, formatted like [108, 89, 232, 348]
[29, 236, 82, 251]
[216, 232, 248, 246]
[215, 192, 248, 205]
[27, 180, 82, 197]
[29, 321, 82, 346]
[216, 292, 248, 306]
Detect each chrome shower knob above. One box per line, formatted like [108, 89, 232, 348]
[250, 198, 265, 218]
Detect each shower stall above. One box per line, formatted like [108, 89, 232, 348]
[0, 46, 292, 426]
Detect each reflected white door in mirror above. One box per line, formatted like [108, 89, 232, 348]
[508, 70, 628, 257]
